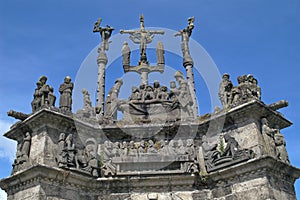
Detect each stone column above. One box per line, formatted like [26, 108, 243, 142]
[96, 49, 108, 117]
[184, 59, 198, 118]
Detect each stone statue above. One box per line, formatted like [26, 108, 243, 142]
[222, 134, 239, 158]
[82, 89, 91, 107]
[249, 76, 261, 100]
[218, 74, 262, 108]
[20, 132, 31, 162]
[153, 81, 160, 99]
[174, 17, 195, 63]
[121, 141, 128, 158]
[31, 81, 42, 112]
[156, 41, 165, 65]
[157, 86, 168, 101]
[169, 81, 179, 102]
[93, 18, 114, 51]
[59, 76, 74, 112]
[57, 133, 67, 167]
[122, 41, 131, 67]
[105, 78, 123, 121]
[218, 73, 233, 109]
[201, 135, 219, 170]
[144, 85, 154, 101]
[261, 118, 277, 158]
[129, 86, 141, 102]
[39, 76, 56, 107]
[80, 138, 100, 177]
[158, 140, 169, 155]
[176, 139, 186, 155]
[147, 140, 157, 154]
[185, 139, 196, 158]
[138, 140, 146, 155]
[12, 131, 32, 173]
[128, 141, 138, 156]
[274, 125, 290, 164]
[65, 134, 76, 167]
[168, 140, 177, 155]
[178, 82, 194, 118]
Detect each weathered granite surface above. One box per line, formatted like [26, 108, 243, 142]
[1, 100, 299, 199]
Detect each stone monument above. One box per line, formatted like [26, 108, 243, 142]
[1, 16, 299, 200]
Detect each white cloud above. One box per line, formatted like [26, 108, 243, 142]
[0, 119, 17, 163]
[0, 189, 7, 200]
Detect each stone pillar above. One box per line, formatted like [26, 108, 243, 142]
[96, 49, 108, 117]
[184, 61, 198, 118]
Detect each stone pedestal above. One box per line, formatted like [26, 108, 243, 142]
[1, 101, 299, 199]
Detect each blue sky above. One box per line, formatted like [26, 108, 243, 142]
[0, 0, 299, 198]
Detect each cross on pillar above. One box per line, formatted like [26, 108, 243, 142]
[120, 15, 165, 85]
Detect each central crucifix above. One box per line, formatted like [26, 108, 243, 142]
[120, 15, 165, 85]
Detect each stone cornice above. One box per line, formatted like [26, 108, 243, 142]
[4, 100, 292, 141]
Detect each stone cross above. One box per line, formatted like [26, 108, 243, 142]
[93, 18, 114, 51]
[93, 18, 114, 116]
[120, 15, 165, 85]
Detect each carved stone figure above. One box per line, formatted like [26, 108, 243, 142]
[105, 78, 123, 121]
[80, 138, 100, 177]
[202, 134, 253, 172]
[169, 81, 179, 102]
[158, 140, 169, 155]
[168, 140, 177, 155]
[176, 139, 186, 155]
[218, 74, 262, 108]
[20, 132, 31, 163]
[122, 41, 131, 67]
[65, 134, 76, 167]
[174, 17, 194, 63]
[129, 86, 141, 102]
[128, 141, 138, 156]
[147, 140, 157, 154]
[144, 85, 154, 101]
[59, 76, 74, 112]
[93, 18, 114, 51]
[274, 125, 290, 164]
[178, 82, 194, 118]
[201, 135, 219, 170]
[138, 140, 146, 155]
[261, 118, 277, 158]
[31, 81, 42, 112]
[218, 73, 233, 109]
[121, 141, 128, 158]
[112, 142, 121, 157]
[12, 131, 32, 173]
[157, 86, 168, 101]
[222, 134, 239, 158]
[153, 81, 160, 99]
[185, 139, 196, 158]
[57, 133, 67, 167]
[39, 76, 56, 107]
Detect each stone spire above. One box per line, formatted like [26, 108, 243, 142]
[175, 17, 198, 117]
[120, 15, 165, 86]
[93, 18, 114, 117]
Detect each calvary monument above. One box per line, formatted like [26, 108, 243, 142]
[1, 16, 299, 200]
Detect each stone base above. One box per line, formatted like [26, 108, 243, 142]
[1, 157, 299, 200]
